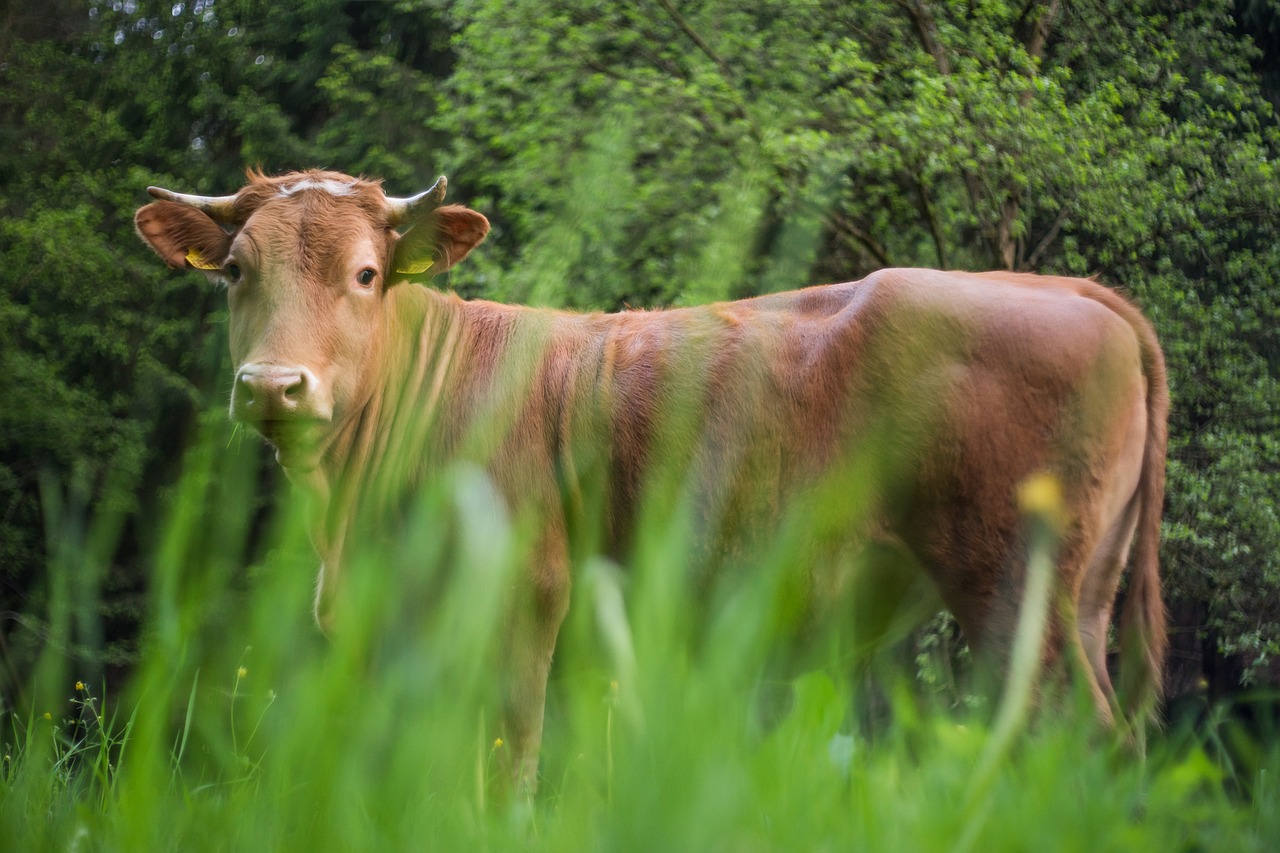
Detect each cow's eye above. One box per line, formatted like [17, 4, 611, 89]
[224, 262, 242, 282]
[356, 268, 377, 287]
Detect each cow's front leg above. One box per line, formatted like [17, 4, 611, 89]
[311, 529, 346, 636]
[498, 555, 570, 797]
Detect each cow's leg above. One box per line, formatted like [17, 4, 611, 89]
[937, 536, 1087, 719]
[846, 538, 942, 657]
[944, 590, 1017, 713]
[1070, 388, 1149, 727]
[950, 507, 1137, 729]
[1075, 488, 1144, 725]
[1048, 551, 1117, 729]
[498, 551, 571, 797]
[756, 538, 939, 735]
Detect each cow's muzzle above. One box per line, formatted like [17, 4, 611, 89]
[231, 363, 332, 425]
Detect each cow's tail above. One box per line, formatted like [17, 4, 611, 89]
[1113, 293, 1169, 728]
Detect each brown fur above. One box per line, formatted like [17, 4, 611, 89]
[135, 171, 1169, 793]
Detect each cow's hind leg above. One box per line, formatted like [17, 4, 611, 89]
[1010, 478, 1144, 731]
[937, 531, 1110, 727]
[1075, 488, 1144, 728]
[1069, 385, 1150, 730]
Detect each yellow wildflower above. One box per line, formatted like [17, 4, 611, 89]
[1017, 472, 1068, 531]
[42, 712, 52, 721]
[493, 738, 504, 749]
[237, 666, 248, 680]
[75, 681, 85, 691]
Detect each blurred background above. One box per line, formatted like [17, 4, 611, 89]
[1, 0, 1278, 720]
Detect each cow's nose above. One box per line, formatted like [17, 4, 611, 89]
[232, 364, 321, 421]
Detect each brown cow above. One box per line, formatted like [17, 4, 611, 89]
[135, 169, 1168, 792]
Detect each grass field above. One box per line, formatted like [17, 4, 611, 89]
[3, 409, 1277, 853]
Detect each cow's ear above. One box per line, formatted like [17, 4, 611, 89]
[135, 201, 232, 271]
[393, 204, 490, 277]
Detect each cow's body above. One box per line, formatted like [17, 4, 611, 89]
[136, 170, 1168, 793]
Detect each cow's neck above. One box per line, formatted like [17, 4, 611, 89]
[291, 284, 482, 621]
[314, 285, 489, 546]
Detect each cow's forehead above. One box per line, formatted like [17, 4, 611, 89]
[235, 189, 388, 275]
[232, 170, 390, 226]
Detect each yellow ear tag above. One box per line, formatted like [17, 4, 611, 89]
[185, 248, 221, 271]
[395, 258, 435, 275]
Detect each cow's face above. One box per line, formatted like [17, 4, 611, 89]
[135, 171, 488, 470]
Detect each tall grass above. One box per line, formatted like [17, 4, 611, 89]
[2, 412, 1277, 851]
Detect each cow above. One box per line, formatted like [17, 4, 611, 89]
[135, 169, 1168, 793]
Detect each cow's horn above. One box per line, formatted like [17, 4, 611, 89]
[385, 176, 447, 226]
[147, 186, 239, 222]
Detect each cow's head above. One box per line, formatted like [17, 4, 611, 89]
[135, 170, 489, 470]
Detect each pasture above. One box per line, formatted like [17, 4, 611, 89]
[2, 419, 1276, 851]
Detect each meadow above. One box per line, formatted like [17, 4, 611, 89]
[2, 416, 1276, 852]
